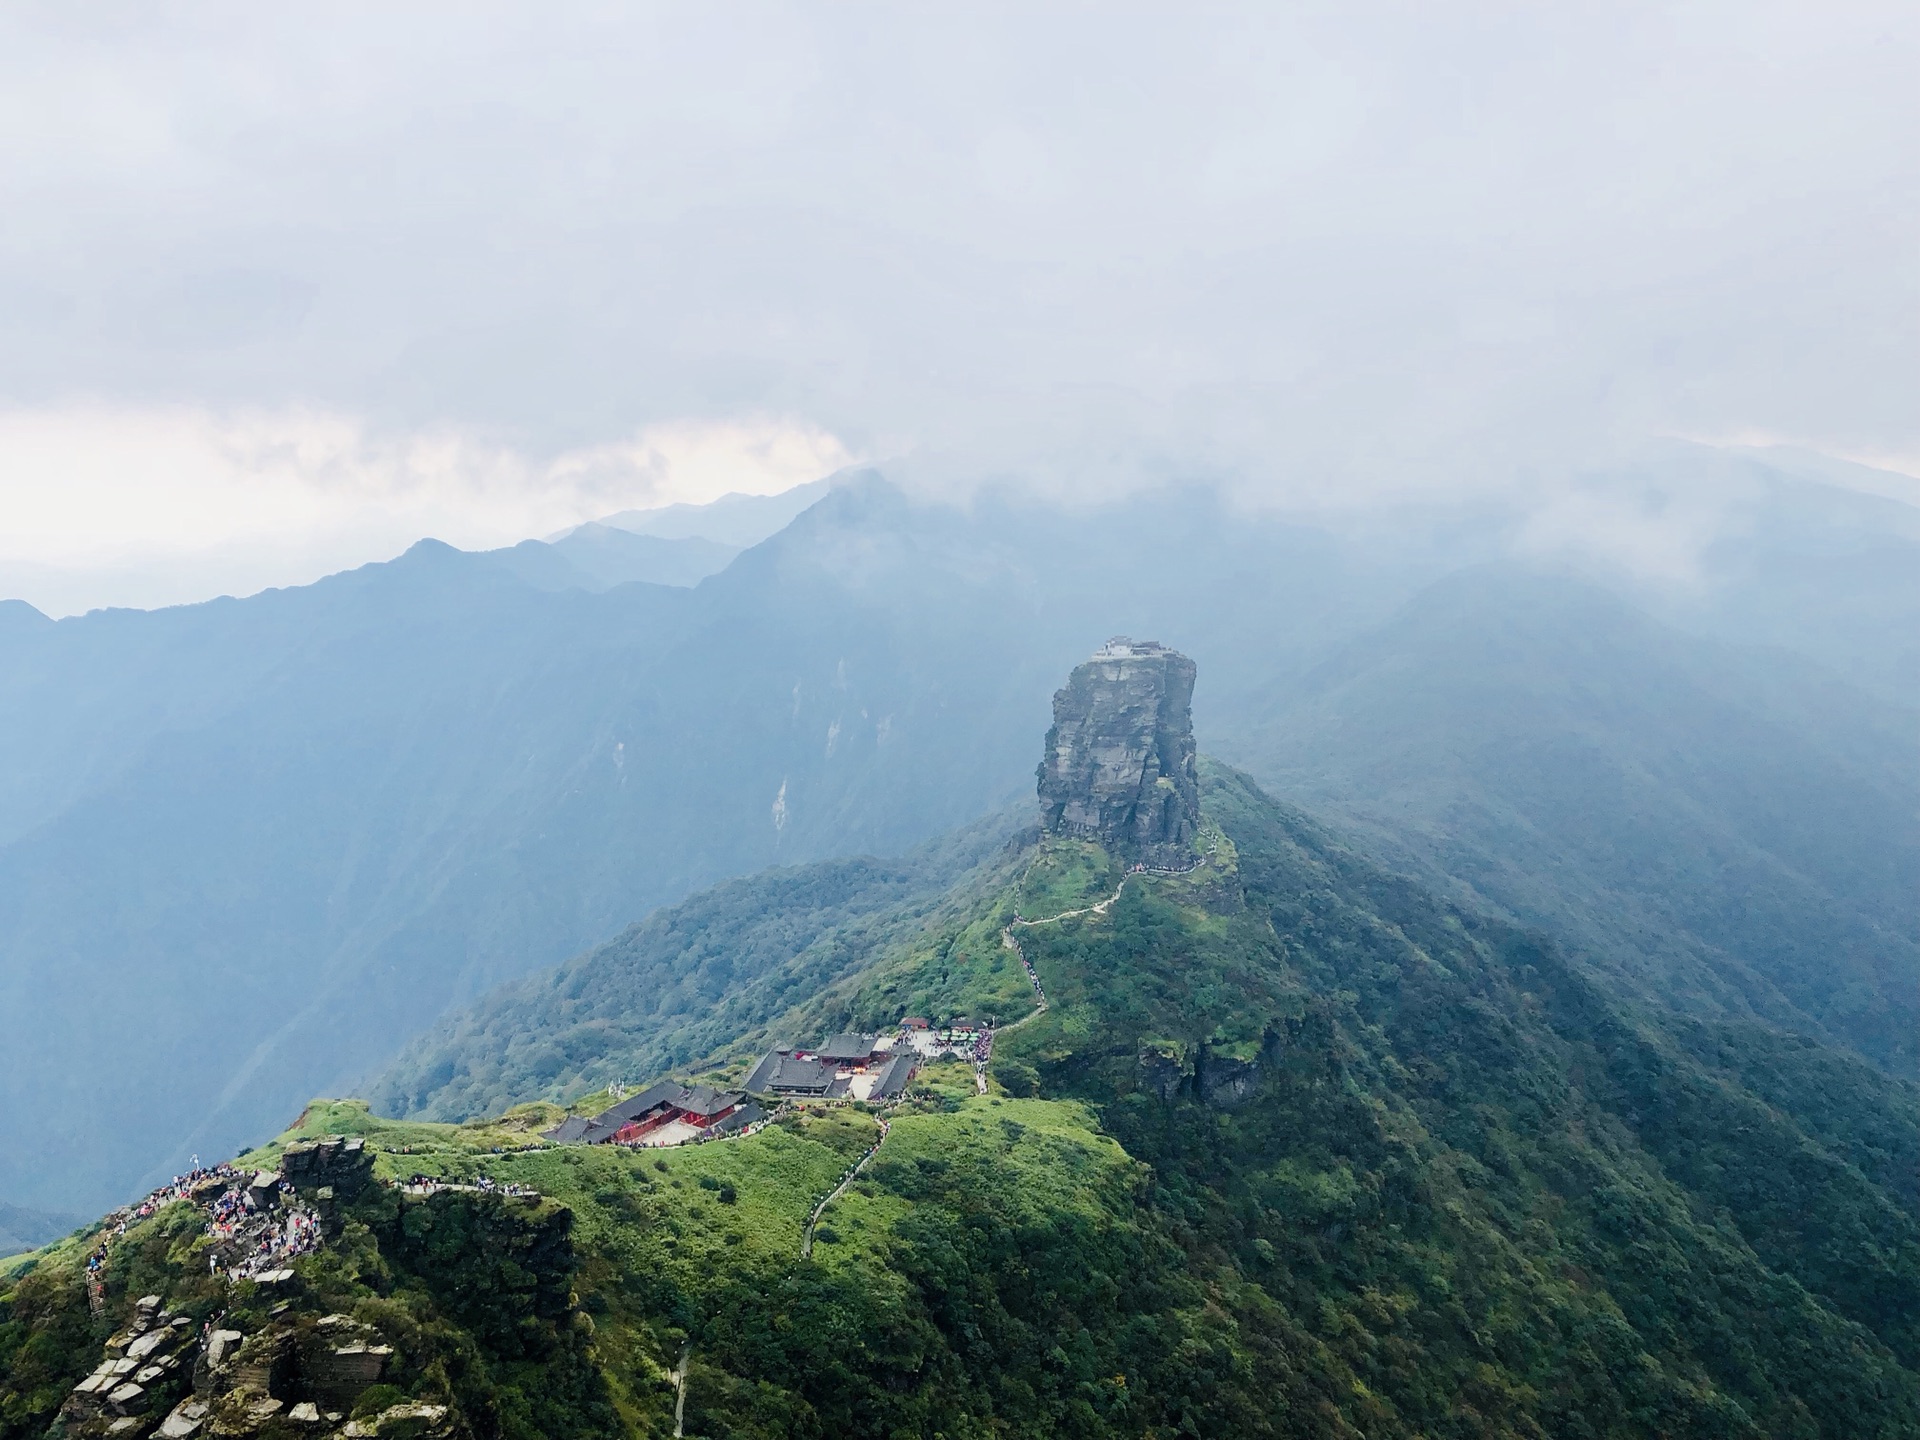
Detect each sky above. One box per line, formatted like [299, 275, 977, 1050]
[0, 2, 1914, 614]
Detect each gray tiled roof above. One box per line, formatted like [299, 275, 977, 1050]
[543, 1077, 747, 1144]
[743, 1052, 836, 1095]
[596, 1080, 687, 1129]
[710, 1102, 765, 1136]
[679, 1086, 744, 1119]
[871, 1055, 914, 1098]
[818, 1033, 881, 1062]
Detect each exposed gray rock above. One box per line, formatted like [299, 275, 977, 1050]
[228, 1331, 293, 1400]
[156, 1399, 207, 1439]
[125, 1333, 168, 1362]
[1137, 1048, 1187, 1102]
[1037, 638, 1199, 864]
[1196, 1054, 1263, 1109]
[339, 1402, 453, 1440]
[304, 1341, 389, 1413]
[280, 1137, 372, 1202]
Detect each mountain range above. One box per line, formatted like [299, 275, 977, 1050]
[1, 449, 1916, 1216]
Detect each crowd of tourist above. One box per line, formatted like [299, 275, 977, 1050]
[401, 1173, 538, 1198]
[83, 1162, 239, 1278]
[219, 1205, 322, 1281]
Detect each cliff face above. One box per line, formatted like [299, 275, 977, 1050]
[1036, 638, 1199, 862]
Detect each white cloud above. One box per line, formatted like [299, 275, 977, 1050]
[0, 405, 854, 615]
[0, 3, 1913, 600]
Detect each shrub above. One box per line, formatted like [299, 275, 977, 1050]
[352, 1384, 407, 1419]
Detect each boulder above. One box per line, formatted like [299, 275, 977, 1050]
[245, 1174, 281, 1210]
[157, 1399, 209, 1439]
[126, 1330, 170, 1361]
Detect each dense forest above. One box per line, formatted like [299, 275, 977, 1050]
[10, 765, 1920, 1438]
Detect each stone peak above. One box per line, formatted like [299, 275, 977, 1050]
[1037, 640, 1199, 863]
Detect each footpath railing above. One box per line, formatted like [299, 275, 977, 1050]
[799, 1113, 892, 1258]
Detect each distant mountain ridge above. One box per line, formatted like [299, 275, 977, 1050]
[0, 1200, 81, 1260]
[3, 457, 1919, 1214]
[485, 525, 740, 591]
[1218, 567, 1920, 1074]
[590, 476, 835, 547]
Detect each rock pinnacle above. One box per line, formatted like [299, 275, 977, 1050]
[1036, 637, 1199, 863]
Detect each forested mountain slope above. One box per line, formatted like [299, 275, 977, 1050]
[13, 766, 1920, 1439]
[371, 812, 1026, 1122]
[1219, 569, 1920, 1075]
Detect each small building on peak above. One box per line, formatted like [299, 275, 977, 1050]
[1090, 636, 1175, 661]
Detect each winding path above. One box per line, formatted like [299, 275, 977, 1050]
[797, 840, 1219, 1251]
[799, 1114, 890, 1257]
[983, 841, 1216, 1082]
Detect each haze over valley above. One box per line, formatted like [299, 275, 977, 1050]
[3, 452, 1917, 1213]
[3, 8, 1918, 1438]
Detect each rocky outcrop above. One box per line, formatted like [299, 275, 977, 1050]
[58, 1301, 404, 1440]
[1136, 1031, 1283, 1109]
[1136, 1047, 1186, 1103]
[280, 1138, 372, 1202]
[1195, 1052, 1263, 1110]
[55, 1295, 196, 1438]
[1037, 638, 1200, 864]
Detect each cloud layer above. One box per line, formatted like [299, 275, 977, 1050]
[0, 407, 851, 613]
[0, 2, 1913, 606]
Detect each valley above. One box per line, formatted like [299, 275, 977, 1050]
[11, 643, 1920, 1438]
[5, 469, 1918, 1215]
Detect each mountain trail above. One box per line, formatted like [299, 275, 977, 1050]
[802, 841, 1215, 1249]
[799, 1113, 891, 1259]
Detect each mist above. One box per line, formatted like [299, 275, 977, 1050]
[1, 2, 1915, 610]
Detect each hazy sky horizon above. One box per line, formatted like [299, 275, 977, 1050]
[2, 2, 1915, 613]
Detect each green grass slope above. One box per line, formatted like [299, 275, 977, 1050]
[12, 765, 1920, 1438]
